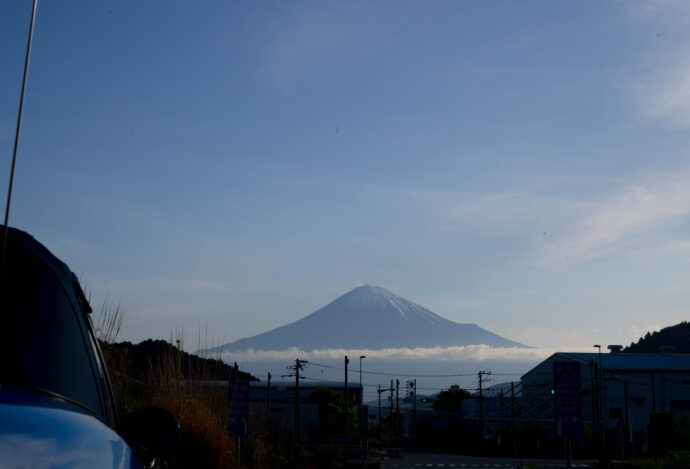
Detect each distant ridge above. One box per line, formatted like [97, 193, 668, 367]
[204, 285, 527, 354]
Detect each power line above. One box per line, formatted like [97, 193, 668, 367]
[307, 360, 477, 378]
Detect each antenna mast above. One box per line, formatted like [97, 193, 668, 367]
[1, 0, 39, 277]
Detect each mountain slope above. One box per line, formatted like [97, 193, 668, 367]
[209, 285, 527, 352]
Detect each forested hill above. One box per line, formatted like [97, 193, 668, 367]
[624, 321, 690, 354]
[101, 339, 258, 382]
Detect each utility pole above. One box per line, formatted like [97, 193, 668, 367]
[344, 355, 349, 465]
[594, 345, 604, 459]
[478, 371, 491, 444]
[377, 385, 383, 449]
[359, 356, 366, 401]
[295, 361, 301, 440]
[623, 380, 629, 461]
[283, 358, 308, 443]
[413, 379, 417, 447]
[590, 362, 597, 445]
[389, 379, 394, 451]
[651, 371, 657, 464]
[267, 372, 272, 429]
[511, 382, 516, 458]
[395, 379, 400, 455]
[234, 362, 240, 469]
[359, 355, 366, 464]
[500, 390, 505, 447]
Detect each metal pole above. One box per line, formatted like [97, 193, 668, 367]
[511, 382, 516, 458]
[344, 355, 349, 465]
[590, 362, 597, 445]
[651, 371, 657, 464]
[478, 371, 484, 444]
[413, 379, 417, 447]
[389, 379, 393, 452]
[395, 379, 400, 455]
[359, 355, 366, 399]
[359, 355, 365, 464]
[594, 345, 603, 460]
[500, 390, 504, 447]
[623, 380, 629, 461]
[378, 385, 381, 450]
[1, 0, 38, 281]
[235, 363, 240, 469]
[267, 372, 271, 429]
[295, 359, 300, 442]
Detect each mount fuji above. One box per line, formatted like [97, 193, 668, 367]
[208, 285, 527, 353]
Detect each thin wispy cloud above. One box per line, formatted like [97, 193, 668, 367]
[539, 174, 690, 264]
[635, 56, 690, 128]
[628, 0, 690, 128]
[398, 170, 690, 266]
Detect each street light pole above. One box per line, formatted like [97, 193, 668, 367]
[593, 345, 604, 460]
[359, 355, 366, 404]
[358, 355, 366, 463]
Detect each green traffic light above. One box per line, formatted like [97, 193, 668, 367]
[550, 389, 555, 395]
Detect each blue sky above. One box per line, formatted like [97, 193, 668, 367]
[3, 0, 690, 353]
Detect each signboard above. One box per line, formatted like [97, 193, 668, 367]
[228, 381, 250, 438]
[553, 361, 582, 439]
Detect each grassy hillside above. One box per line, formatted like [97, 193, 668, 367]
[101, 338, 256, 385]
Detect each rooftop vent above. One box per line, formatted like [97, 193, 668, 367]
[607, 345, 623, 354]
[659, 345, 674, 354]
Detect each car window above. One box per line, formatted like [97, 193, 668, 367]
[0, 230, 107, 421]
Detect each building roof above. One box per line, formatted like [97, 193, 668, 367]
[522, 352, 690, 379]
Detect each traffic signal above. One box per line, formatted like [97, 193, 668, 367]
[420, 397, 433, 404]
[550, 389, 555, 395]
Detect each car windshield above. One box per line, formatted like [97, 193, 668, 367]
[0, 229, 108, 421]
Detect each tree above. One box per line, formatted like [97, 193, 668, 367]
[432, 384, 471, 412]
[309, 386, 356, 442]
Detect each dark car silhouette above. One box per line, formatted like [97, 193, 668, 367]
[0, 227, 178, 468]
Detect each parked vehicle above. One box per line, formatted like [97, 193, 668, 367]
[0, 227, 179, 468]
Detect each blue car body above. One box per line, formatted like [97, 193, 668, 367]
[0, 384, 142, 468]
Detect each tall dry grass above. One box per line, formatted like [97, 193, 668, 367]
[94, 304, 299, 468]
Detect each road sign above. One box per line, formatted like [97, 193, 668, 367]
[553, 361, 582, 438]
[228, 381, 250, 438]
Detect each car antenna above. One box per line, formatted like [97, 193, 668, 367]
[0, 0, 38, 279]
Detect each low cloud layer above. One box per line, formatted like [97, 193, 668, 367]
[216, 345, 588, 363]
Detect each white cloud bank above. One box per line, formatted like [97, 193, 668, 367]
[216, 345, 588, 364]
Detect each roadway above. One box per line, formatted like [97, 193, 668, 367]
[380, 453, 595, 469]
